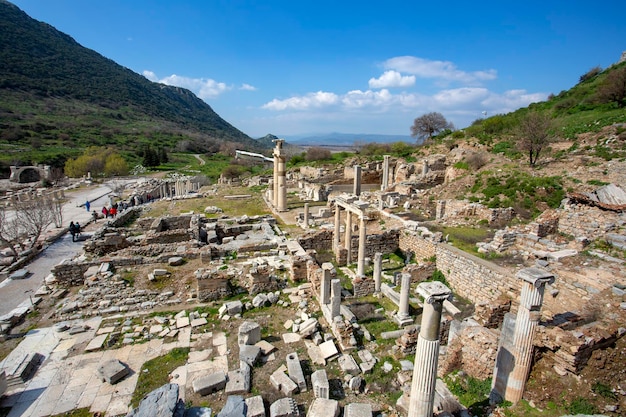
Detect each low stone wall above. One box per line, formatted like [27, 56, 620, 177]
[352, 276, 375, 297]
[399, 230, 437, 262]
[298, 230, 333, 252]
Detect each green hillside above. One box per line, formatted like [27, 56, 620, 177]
[0, 0, 266, 174]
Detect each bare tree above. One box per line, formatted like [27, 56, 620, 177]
[0, 207, 23, 262]
[410, 112, 454, 142]
[516, 111, 553, 166]
[14, 198, 56, 249]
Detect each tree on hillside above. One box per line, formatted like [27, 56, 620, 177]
[597, 66, 626, 107]
[64, 147, 127, 178]
[410, 112, 454, 142]
[516, 111, 553, 166]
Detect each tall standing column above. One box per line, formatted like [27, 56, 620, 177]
[373, 252, 382, 293]
[353, 165, 362, 196]
[344, 211, 352, 264]
[395, 273, 413, 326]
[303, 203, 310, 229]
[276, 141, 287, 212]
[408, 282, 452, 417]
[356, 216, 367, 277]
[334, 204, 341, 251]
[273, 149, 279, 207]
[492, 268, 554, 403]
[381, 155, 390, 191]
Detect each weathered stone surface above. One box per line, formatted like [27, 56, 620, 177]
[238, 321, 261, 345]
[285, 352, 306, 392]
[193, 371, 227, 395]
[126, 383, 184, 417]
[245, 395, 265, 417]
[338, 354, 360, 376]
[185, 407, 213, 417]
[307, 398, 338, 417]
[225, 362, 251, 395]
[318, 340, 338, 360]
[269, 397, 300, 417]
[343, 403, 372, 417]
[98, 359, 130, 384]
[168, 256, 185, 266]
[311, 369, 329, 399]
[239, 344, 261, 366]
[270, 369, 298, 396]
[217, 395, 247, 417]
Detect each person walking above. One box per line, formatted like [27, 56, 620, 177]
[85, 200, 90, 212]
[69, 221, 77, 242]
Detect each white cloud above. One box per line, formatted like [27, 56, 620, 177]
[262, 91, 340, 110]
[368, 70, 415, 89]
[142, 71, 231, 99]
[433, 87, 491, 107]
[481, 89, 547, 113]
[142, 70, 158, 82]
[240, 83, 257, 91]
[383, 56, 497, 84]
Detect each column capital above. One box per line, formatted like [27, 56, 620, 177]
[417, 281, 452, 304]
[516, 267, 555, 288]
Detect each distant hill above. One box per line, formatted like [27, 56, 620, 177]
[0, 0, 266, 170]
[283, 132, 415, 147]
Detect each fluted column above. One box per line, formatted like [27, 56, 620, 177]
[395, 273, 413, 326]
[504, 268, 554, 403]
[356, 216, 366, 277]
[408, 282, 452, 417]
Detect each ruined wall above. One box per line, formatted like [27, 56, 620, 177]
[352, 276, 375, 297]
[399, 230, 437, 261]
[196, 269, 231, 301]
[557, 203, 623, 240]
[52, 256, 146, 287]
[436, 244, 519, 304]
[438, 325, 499, 379]
[298, 229, 333, 252]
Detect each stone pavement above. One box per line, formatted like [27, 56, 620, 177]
[0, 316, 232, 417]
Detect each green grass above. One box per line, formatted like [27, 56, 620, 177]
[131, 347, 190, 408]
[49, 409, 94, 417]
[444, 373, 492, 416]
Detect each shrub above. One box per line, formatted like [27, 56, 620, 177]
[305, 147, 332, 161]
[579, 66, 602, 84]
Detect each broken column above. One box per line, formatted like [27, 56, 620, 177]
[491, 267, 555, 404]
[330, 278, 341, 319]
[356, 216, 367, 277]
[320, 263, 333, 305]
[394, 273, 413, 326]
[373, 252, 382, 293]
[381, 155, 390, 191]
[353, 165, 362, 196]
[408, 281, 452, 417]
[303, 203, 309, 229]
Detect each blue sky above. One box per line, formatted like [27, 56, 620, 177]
[11, 0, 626, 139]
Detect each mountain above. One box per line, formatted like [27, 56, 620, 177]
[283, 132, 415, 147]
[0, 0, 266, 170]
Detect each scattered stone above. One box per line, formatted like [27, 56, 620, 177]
[269, 397, 300, 417]
[245, 395, 265, 417]
[318, 340, 339, 361]
[98, 359, 130, 384]
[225, 362, 251, 395]
[307, 398, 339, 417]
[343, 403, 372, 417]
[126, 383, 184, 417]
[270, 369, 298, 396]
[217, 395, 246, 417]
[238, 321, 261, 345]
[168, 256, 185, 266]
[193, 371, 228, 395]
[338, 354, 360, 376]
[239, 344, 261, 366]
[311, 369, 329, 399]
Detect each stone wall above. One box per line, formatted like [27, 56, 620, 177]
[196, 269, 232, 302]
[298, 230, 333, 252]
[398, 229, 437, 262]
[438, 324, 499, 379]
[557, 202, 623, 240]
[436, 244, 519, 305]
[352, 276, 375, 297]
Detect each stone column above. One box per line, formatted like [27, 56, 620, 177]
[334, 204, 341, 251]
[492, 268, 555, 404]
[381, 155, 390, 191]
[276, 140, 287, 212]
[395, 273, 413, 326]
[408, 282, 452, 417]
[320, 263, 333, 305]
[345, 211, 352, 264]
[273, 148, 279, 207]
[330, 278, 341, 318]
[356, 216, 367, 277]
[303, 203, 309, 229]
[353, 165, 362, 196]
[373, 252, 382, 293]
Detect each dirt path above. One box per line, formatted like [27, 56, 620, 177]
[193, 154, 206, 165]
